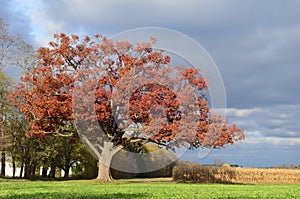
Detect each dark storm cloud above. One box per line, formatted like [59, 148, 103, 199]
[4, 0, 300, 167]
[33, 0, 300, 109]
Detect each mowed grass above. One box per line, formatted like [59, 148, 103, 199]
[1, 178, 300, 199]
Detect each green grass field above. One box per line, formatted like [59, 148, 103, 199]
[0, 178, 300, 199]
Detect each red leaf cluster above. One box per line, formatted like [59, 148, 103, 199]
[8, 33, 244, 149]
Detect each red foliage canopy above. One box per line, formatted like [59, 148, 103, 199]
[9, 33, 244, 149]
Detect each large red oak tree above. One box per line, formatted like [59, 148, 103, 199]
[9, 33, 244, 182]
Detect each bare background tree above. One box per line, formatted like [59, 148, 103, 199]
[0, 18, 35, 177]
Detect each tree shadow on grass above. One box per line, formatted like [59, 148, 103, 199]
[4, 192, 149, 199]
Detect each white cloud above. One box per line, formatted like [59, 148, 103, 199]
[242, 129, 300, 146]
[279, 113, 290, 119]
[246, 136, 300, 146]
[226, 108, 262, 117]
[266, 119, 285, 127]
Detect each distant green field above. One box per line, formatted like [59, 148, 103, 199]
[0, 178, 300, 198]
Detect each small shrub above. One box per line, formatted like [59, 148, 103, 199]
[222, 163, 231, 168]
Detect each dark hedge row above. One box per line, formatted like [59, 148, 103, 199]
[172, 162, 236, 183]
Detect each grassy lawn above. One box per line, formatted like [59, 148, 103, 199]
[1, 178, 300, 198]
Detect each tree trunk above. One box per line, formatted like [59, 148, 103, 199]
[31, 159, 37, 179]
[42, 166, 48, 178]
[49, 163, 56, 178]
[24, 159, 31, 179]
[63, 150, 72, 178]
[0, 151, 5, 177]
[24, 139, 31, 179]
[96, 142, 121, 182]
[81, 136, 122, 182]
[97, 159, 113, 182]
[0, 114, 5, 177]
[0, 93, 5, 177]
[51, 166, 56, 178]
[64, 166, 70, 178]
[12, 156, 16, 178]
[19, 159, 24, 178]
[12, 136, 17, 178]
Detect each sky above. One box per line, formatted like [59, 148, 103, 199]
[1, 0, 300, 167]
